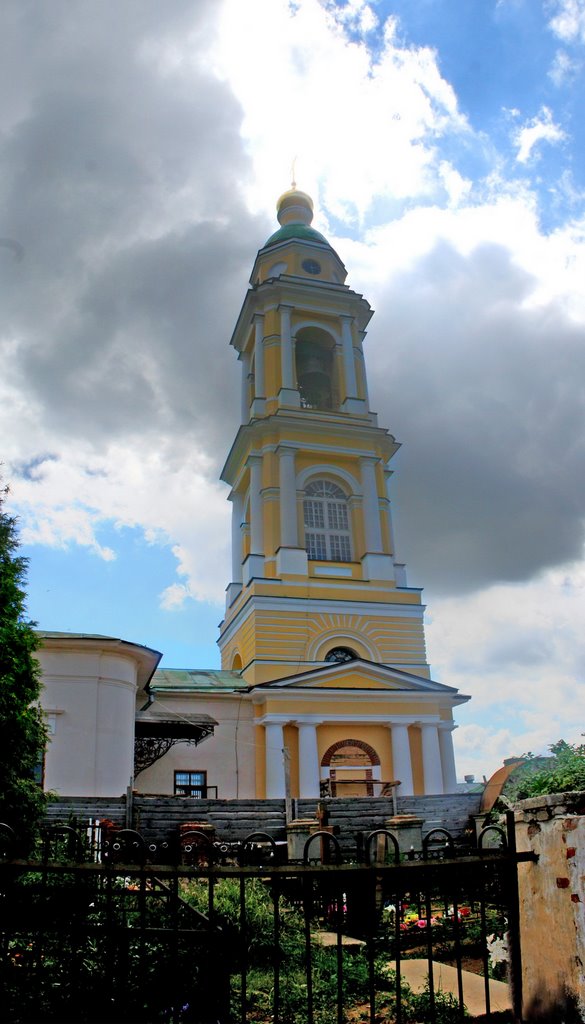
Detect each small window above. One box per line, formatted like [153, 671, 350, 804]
[174, 770, 207, 798]
[304, 480, 352, 562]
[325, 647, 358, 663]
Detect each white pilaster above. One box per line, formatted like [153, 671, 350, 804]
[358, 332, 370, 408]
[230, 492, 243, 583]
[361, 457, 394, 580]
[278, 304, 300, 406]
[340, 316, 358, 397]
[438, 725, 458, 793]
[243, 455, 264, 583]
[390, 723, 414, 796]
[340, 316, 366, 414]
[265, 722, 286, 799]
[224, 491, 244, 606]
[420, 724, 444, 795]
[360, 457, 383, 552]
[297, 722, 321, 798]
[278, 446, 297, 547]
[276, 446, 308, 575]
[251, 314, 266, 417]
[383, 470, 397, 555]
[240, 351, 251, 424]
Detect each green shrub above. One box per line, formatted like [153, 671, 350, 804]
[514, 741, 585, 799]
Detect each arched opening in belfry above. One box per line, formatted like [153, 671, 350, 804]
[295, 327, 337, 411]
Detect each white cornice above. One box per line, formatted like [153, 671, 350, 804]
[254, 711, 445, 725]
[221, 418, 399, 485]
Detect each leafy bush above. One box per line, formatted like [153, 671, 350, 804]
[514, 741, 585, 799]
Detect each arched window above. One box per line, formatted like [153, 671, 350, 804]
[325, 647, 357, 663]
[304, 480, 352, 561]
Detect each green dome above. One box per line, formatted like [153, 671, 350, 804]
[263, 222, 332, 249]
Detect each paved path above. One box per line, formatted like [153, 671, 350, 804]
[389, 959, 511, 1017]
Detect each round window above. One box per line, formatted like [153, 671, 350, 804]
[325, 647, 358, 663]
[302, 258, 321, 275]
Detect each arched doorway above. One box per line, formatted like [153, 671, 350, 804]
[321, 738, 380, 797]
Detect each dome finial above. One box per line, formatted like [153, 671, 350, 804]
[276, 175, 314, 228]
[291, 156, 297, 190]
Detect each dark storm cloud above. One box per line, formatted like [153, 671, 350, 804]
[368, 240, 585, 594]
[0, 0, 268, 455]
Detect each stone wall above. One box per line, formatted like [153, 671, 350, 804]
[45, 792, 481, 850]
[515, 791, 585, 1022]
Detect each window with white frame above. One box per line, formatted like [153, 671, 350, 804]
[303, 480, 352, 561]
[174, 770, 207, 798]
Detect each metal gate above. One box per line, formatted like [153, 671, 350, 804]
[0, 814, 530, 1023]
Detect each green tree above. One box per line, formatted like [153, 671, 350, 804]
[514, 740, 585, 799]
[0, 482, 47, 849]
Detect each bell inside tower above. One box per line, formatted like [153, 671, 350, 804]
[295, 327, 337, 411]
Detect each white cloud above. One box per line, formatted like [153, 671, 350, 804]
[547, 0, 585, 44]
[513, 106, 566, 164]
[213, 0, 469, 224]
[548, 47, 581, 84]
[7, 440, 230, 605]
[430, 566, 585, 778]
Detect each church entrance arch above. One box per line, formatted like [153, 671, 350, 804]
[321, 738, 380, 797]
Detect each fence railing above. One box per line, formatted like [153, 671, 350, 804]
[0, 821, 526, 1024]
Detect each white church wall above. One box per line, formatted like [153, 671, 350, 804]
[37, 641, 150, 798]
[134, 694, 256, 799]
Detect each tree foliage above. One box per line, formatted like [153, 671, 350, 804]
[0, 482, 47, 847]
[514, 740, 585, 799]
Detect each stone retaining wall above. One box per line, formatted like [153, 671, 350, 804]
[45, 792, 481, 850]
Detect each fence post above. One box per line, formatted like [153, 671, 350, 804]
[125, 785, 134, 829]
[514, 792, 585, 1021]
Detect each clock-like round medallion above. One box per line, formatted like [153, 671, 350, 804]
[302, 258, 321, 275]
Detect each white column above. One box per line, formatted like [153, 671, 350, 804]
[297, 722, 321, 798]
[253, 314, 265, 396]
[240, 351, 251, 423]
[383, 470, 396, 555]
[340, 316, 358, 399]
[360, 457, 383, 552]
[279, 305, 295, 392]
[439, 726, 458, 793]
[421, 724, 444, 795]
[358, 332, 370, 408]
[265, 722, 286, 799]
[248, 455, 263, 555]
[230, 491, 243, 583]
[278, 446, 297, 548]
[390, 723, 414, 796]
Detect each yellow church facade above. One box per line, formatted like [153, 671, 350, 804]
[37, 187, 469, 803]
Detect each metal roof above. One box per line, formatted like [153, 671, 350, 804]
[151, 669, 247, 692]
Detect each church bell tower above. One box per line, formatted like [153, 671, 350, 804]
[219, 187, 426, 681]
[217, 187, 467, 799]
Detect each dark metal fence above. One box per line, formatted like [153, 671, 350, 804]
[0, 818, 530, 1024]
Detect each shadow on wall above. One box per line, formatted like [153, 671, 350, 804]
[523, 989, 583, 1023]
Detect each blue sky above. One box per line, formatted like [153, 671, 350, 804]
[2, 0, 585, 780]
